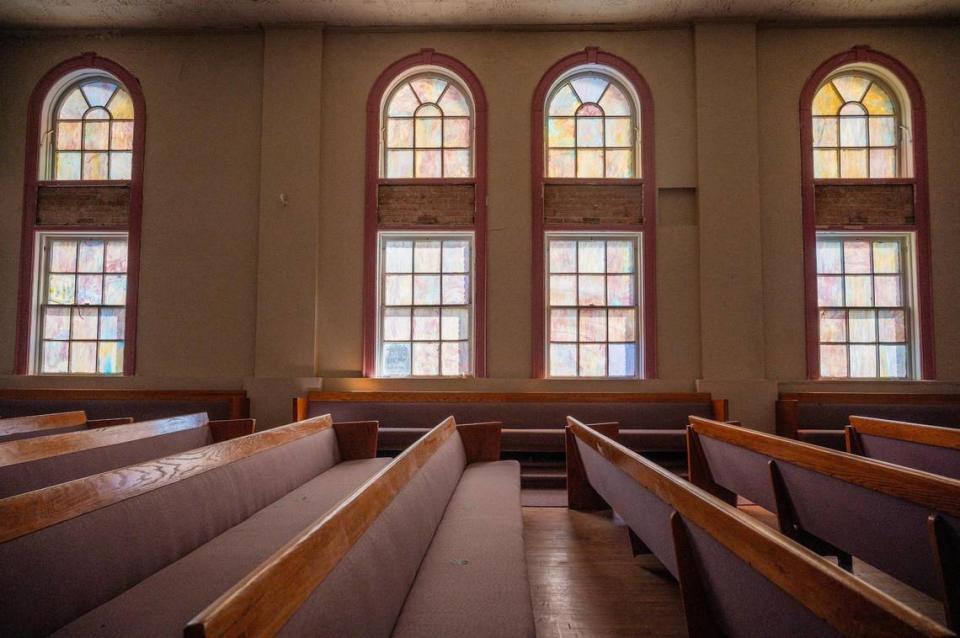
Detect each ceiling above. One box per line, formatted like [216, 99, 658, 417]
[2, 0, 959, 30]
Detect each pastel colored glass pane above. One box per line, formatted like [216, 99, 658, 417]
[412, 308, 440, 340]
[578, 344, 606, 376]
[848, 309, 876, 342]
[862, 84, 894, 115]
[76, 274, 103, 305]
[599, 84, 630, 116]
[412, 342, 440, 376]
[606, 275, 634, 306]
[844, 275, 873, 306]
[605, 118, 632, 147]
[578, 104, 603, 117]
[879, 345, 907, 378]
[816, 241, 842, 274]
[438, 85, 469, 116]
[578, 275, 605, 306]
[869, 117, 896, 146]
[843, 241, 871, 273]
[98, 341, 124, 374]
[83, 121, 109, 150]
[571, 76, 608, 104]
[59, 88, 88, 119]
[872, 241, 900, 273]
[383, 307, 411, 341]
[103, 275, 126, 305]
[415, 118, 441, 148]
[812, 118, 837, 147]
[56, 152, 81, 180]
[382, 342, 412, 376]
[444, 118, 470, 148]
[110, 153, 132, 180]
[104, 241, 127, 273]
[874, 276, 901, 306]
[550, 309, 578, 342]
[578, 309, 606, 342]
[442, 240, 470, 273]
[70, 341, 97, 373]
[839, 117, 866, 147]
[549, 275, 577, 306]
[82, 81, 117, 108]
[42, 341, 69, 373]
[608, 343, 637, 377]
[878, 309, 906, 342]
[547, 150, 575, 177]
[107, 88, 134, 119]
[413, 275, 441, 305]
[57, 122, 82, 150]
[577, 241, 605, 273]
[386, 150, 413, 177]
[441, 342, 469, 376]
[817, 275, 842, 306]
[548, 118, 575, 147]
[549, 84, 581, 116]
[839, 102, 866, 116]
[72, 307, 99, 339]
[84, 152, 109, 179]
[832, 76, 870, 102]
[410, 77, 447, 104]
[606, 241, 634, 273]
[442, 274, 469, 305]
[78, 241, 104, 272]
[415, 150, 441, 177]
[608, 308, 636, 342]
[549, 343, 577, 376]
[850, 344, 877, 377]
[414, 241, 441, 272]
[441, 308, 470, 340]
[819, 344, 847, 377]
[840, 149, 867, 178]
[49, 240, 77, 272]
[813, 150, 838, 179]
[384, 275, 412, 305]
[443, 150, 470, 177]
[110, 121, 134, 150]
[576, 118, 603, 147]
[576, 150, 604, 177]
[99, 307, 125, 340]
[605, 150, 632, 178]
[85, 107, 110, 121]
[48, 274, 75, 304]
[812, 84, 843, 115]
[385, 241, 413, 273]
[416, 104, 441, 119]
[387, 119, 413, 148]
[549, 241, 577, 273]
[388, 84, 420, 117]
[869, 149, 896, 178]
[819, 309, 846, 342]
[43, 307, 71, 340]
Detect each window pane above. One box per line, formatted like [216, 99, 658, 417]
[608, 308, 636, 342]
[605, 118, 632, 147]
[549, 241, 577, 273]
[99, 308, 125, 340]
[817, 276, 842, 306]
[577, 150, 604, 177]
[606, 275, 634, 306]
[412, 342, 440, 375]
[844, 276, 873, 306]
[839, 117, 866, 147]
[414, 241, 441, 272]
[608, 343, 637, 377]
[872, 241, 900, 273]
[850, 344, 877, 377]
[879, 345, 907, 378]
[442, 274, 468, 305]
[549, 275, 577, 306]
[59, 88, 88, 119]
[813, 150, 838, 179]
[820, 344, 847, 377]
[548, 118, 575, 147]
[869, 117, 896, 146]
[57, 122, 82, 150]
[549, 84, 581, 116]
[42, 341, 69, 373]
[816, 241, 842, 274]
[840, 149, 867, 178]
[49, 240, 77, 272]
[415, 150, 441, 177]
[819, 309, 846, 342]
[111, 121, 134, 150]
[413, 275, 441, 305]
[84, 152, 109, 179]
[441, 342, 468, 376]
[384, 240, 413, 273]
[812, 118, 837, 147]
[383, 308, 411, 341]
[438, 85, 469, 116]
[47, 274, 76, 305]
[412, 308, 440, 340]
[415, 118, 442, 148]
[605, 150, 632, 178]
[382, 342, 412, 376]
[848, 310, 876, 342]
[550, 343, 577, 376]
[577, 241, 605, 273]
[443, 150, 470, 177]
[103, 275, 127, 305]
[606, 241, 634, 273]
[578, 344, 606, 376]
[548, 150, 576, 177]
[550, 309, 577, 342]
[577, 118, 603, 147]
[71, 342, 97, 373]
[578, 309, 606, 342]
[843, 241, 871, 274]
[387, 119, 413, 148]
[97, 341, 123, 374]
[72, 307, 99, 339]
[869, 149, 896, 178]
[386, 150, 413, 177]
[578, 275, 605, 306]
[384, 275, 412, 305]
[441, 308, 469, 340]
[442, 240, 470, 273]
[77, 275, 103, 305]
[878, 309, 906, 342]
[43, 307, 71, 340]
[388, 84, 419, 116]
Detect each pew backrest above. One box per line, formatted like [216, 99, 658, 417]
[0, 388, 249, 422]
[0, 411, 88, 442]
[846, 416, 960, 480]
[567, 418, 953, 638]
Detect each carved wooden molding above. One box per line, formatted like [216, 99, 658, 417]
[378, 184, 474, 226]
[815, 184, 914, 227]
[544, 183, 643, 225]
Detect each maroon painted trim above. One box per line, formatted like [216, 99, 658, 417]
[530, 47, 657, 378]
[363, 49, 489, 378]
[15, 52, 146, 376]
[800, 45, 934, 380]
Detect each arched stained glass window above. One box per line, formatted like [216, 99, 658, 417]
[52, 77, 135, 181]
[812, 73, 899, 179]
[382, 74, 473, 178]
[546, 72, 637, 179]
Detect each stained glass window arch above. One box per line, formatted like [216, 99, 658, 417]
[381, 70, 474, 178]
[545, 68, 639, 179]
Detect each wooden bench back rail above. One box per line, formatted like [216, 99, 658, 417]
[186, 418, 500, 638]
[0, 388, 250, 421]
[688, 416, 960, 630]
[566, 418, 953, 638]
[0, 410, 88, 437]
[776, 393, 960, 439]
[846, 416, 960, 481]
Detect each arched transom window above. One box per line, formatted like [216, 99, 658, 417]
[52, 77, 135, 181]
[812, 73, 899, 179]
[546, 72, 637, 179]
[382, 73, 473, 178]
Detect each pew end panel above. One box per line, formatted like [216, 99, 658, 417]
[566, 420, 619, 511]
[208, 418, 257, 443]
[332, 421, 379, 461]
[456, 421, 502, 463]
[686, 425, 737, 506]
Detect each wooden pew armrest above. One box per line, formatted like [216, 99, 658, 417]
[457, 421, 502, 463]
[333, 421, 379, 461]
[208, 418, 256, 443]
[85, 417, 134, 428]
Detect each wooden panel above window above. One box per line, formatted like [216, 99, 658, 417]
[36, 184, 130, 228]
[378, 184, 474, 226]
[815, 183, 914, 227]
[543, 183, 643, 226]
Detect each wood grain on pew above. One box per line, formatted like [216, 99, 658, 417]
[185, 417, 459, 638]
[565, 421, 620, 511]
[0, 411, 87, 437]
[208, 418, 257, 443]
[847, 416, 960, 452]
[0, 415, 332, 545]
[332, 421, 379, 460]
[568, 418, 954, 638]
[457, 421, 502, 463]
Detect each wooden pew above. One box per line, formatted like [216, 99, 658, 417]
[687, 416, 960, 631]
[0, 413, 255, 498]
[565, 417, 953, 638]
[846, 416, 960, 480]
[186, 417, 535, 638]
[0, 415, 389, 637]
[0, 410, 133, 443]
